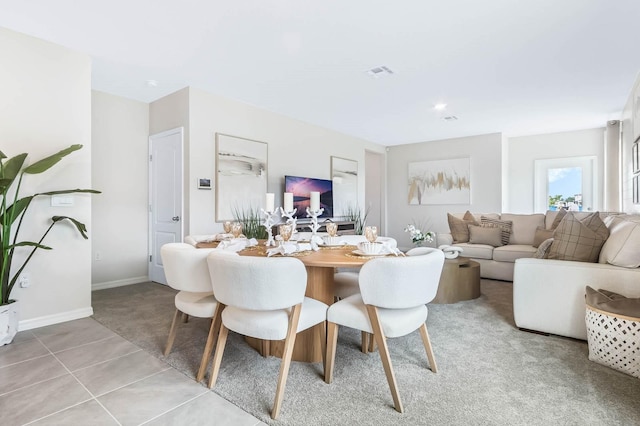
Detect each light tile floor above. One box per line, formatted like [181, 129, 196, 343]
[0, 317, 266, 426]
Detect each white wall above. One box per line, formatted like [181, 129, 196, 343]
[506, 128, 605, 213]
[386, 133, 503, 247]
[91, 91, 149, 289]
[0, 28, 93, 328]
[621, 73, 640, 213]
[150, 87, 385, 236]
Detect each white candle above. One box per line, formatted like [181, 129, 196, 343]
[310, 191, 320, 211]
[284, 192, 293, 212]
[265, 193, 275, 212]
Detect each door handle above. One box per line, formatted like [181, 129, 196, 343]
[172, 216, 180, 222]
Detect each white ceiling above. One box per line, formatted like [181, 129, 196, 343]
[1, 0, 639, 146]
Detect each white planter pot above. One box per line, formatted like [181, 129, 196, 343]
[0, 300, 19, 346]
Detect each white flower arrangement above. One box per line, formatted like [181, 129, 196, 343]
[404, 224, 435, 246]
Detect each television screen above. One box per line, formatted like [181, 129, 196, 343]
[284, 175, 333, 219]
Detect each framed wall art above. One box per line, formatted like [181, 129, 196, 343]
[408, 157, 470, 205]
[331, 156, 358, 217]
[215, 133, 268, 222]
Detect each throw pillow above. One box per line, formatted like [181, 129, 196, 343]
[534, 238, 554, 259]
[547, 212, 610, 263]
[447, 210, 478, 243]
[532, 226, 554, 248]
[585, 286, 640, 318]
[468, 224, 503, 247]
[550, 209, 567, 229]
[480, 216, 512, 245]
[598, 217, 640, 268]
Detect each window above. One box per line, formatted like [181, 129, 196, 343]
[534, 156, 597, 213]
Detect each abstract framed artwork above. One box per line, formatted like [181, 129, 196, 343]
[331, 156, 358, 217]
[215, 133, 268, 221]
[408, 157, 470, 205]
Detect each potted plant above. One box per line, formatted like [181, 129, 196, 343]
[0, 145, 99, 346]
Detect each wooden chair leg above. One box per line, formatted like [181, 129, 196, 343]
[366, 305, 403, 413]
[325, 322, 339, 384]
[208, 323, 229, 389]
[196, 303, 225, 382]
[368, 332, 376, 353]
[181, 312, 189, 323]
[318, 321, 327, 369]
[419, 323, 438, 373]
[164, 309, 181, 356]
[261, 339, 271, 357]
[361, 331, 369, 353]
[271, 304, 302, 420]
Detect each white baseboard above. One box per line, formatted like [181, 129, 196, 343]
[92, 276, 149, 291]
[19, 307, 94, 331]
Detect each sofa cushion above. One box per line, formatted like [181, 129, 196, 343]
[598, 216, 640, 268]
[447, 211, 478, 243]
[532, 226, 554, 248]
[493, 245, 537, 263]
[452, 242, 493, 260]
[480, 216, 512, 245]
[547, 212, 609, 263]
[501, 213, 545, 245]
[468, 224, 503, 246]
[533, 238, 554, 259]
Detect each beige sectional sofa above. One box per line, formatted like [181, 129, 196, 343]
[437, 211, 559, 281]
[513, 213, 640, 340]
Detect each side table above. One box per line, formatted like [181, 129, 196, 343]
[432, 256, 481, 304]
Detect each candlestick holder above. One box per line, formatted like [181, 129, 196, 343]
[279, 207, 298, 232]
[260, 209, 277, 246]
[305, 207, 324, 236]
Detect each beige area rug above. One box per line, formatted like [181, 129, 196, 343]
[92, 280, 640, 425]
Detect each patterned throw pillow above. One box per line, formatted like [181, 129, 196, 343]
[480, 216, 512, 245]
[447, 210, 478, 243]
[547, 212, 610, 263]
[534, 238, 554, 258]
[550, 209, 567, 229]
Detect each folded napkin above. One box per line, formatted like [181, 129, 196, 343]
[266, 241, 319, 257]
[217, 238, 258, 252]
[358, 242, 404, 256]
[214, 233, 234, 241]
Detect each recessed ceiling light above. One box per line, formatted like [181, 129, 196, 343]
[366, 66, 394, 78]
[434, 103, 447, 111]
[146, 80, 159, 88]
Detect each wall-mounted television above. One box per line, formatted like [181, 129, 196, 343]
[284, 175, 333, 219]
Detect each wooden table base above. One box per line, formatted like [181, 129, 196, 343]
[433, 257, 481, 304]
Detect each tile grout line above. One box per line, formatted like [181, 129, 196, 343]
[69, 348, 143, 373]
[137, 388, 210, 425]
[51, 334, 122, 355]
[24, 333, 124, 426]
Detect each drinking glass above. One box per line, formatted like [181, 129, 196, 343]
[278, 224, 293, 244]
[231, 222, 243, 238]
[326, 222, 338, 237]
[223, 221, 232, 234]
[364, 226, 377, 243]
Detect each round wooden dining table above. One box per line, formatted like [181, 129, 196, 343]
[198, 240, 384, 363]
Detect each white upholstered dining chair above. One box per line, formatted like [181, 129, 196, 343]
[333, 236, 398, 300]
[160, 243, 221, 382]
[324, 248, 445, 413]
[206, 251, 328, 420]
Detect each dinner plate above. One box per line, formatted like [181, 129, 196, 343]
[319, 242, 347, 247]
[352, 249, 389, 257]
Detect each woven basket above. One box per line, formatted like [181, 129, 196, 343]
[585, 305, 640, 379]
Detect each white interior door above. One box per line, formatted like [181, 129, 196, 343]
[149, 128, 183, 284]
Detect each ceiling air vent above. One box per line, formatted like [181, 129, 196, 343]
[366, 66, 394, 78]
[442, 115, 458, 121]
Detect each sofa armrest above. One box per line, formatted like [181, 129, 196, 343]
[513, 258, 640, 340]
[437, 232, 453, 246]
